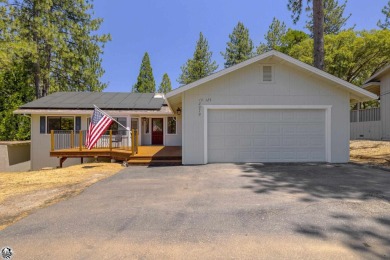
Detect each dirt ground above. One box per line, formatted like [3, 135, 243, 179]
[0, 163, 123, 230]
[350, 140, 390, 168]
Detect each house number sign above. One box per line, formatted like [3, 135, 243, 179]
[199, 98, 212, 116]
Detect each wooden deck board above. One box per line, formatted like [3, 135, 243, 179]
[50, 146, 182, 160]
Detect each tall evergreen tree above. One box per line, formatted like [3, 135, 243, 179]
[133, 52, 156, 93]
[257, 18, 287, 54]
[11, 0, 111, 98]
[378, 1, 390, 29]
[0, 60, 34, 141]
[288, 0, 325, 70]
[221, 22, 254, 68]
[306, 0, 352, 35]
[178, 32, 218, 85]
[158, 73, 172, 94]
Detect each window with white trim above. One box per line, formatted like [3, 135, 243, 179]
[167, 117, 177, 134]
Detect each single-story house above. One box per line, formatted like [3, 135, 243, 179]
[15, 51, 376, 170]
[14, 92, 181, 170]
[350, 65, 390, 140]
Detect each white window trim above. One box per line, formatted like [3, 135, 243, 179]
[260, 64, 275, 84]
[166, 116, 177, 135]
[203, 105, 332, 164]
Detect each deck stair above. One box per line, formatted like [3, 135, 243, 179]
[128, 146, 182, 166]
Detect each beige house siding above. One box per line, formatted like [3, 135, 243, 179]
[31, 114, 90, 170]
[381, 73, 390, 140]
[350, 121, 382, 140]
[182, 61, 350, 164]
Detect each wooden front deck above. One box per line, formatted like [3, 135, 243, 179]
[50, 146, 182, 167]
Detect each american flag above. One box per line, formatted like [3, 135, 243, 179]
[86, 107, 113, 150]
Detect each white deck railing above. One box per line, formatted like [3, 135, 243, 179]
[350, 107, 380, 122]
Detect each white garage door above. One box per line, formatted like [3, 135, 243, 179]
[207, 109, 326, 163]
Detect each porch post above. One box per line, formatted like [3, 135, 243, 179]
[79, 131, 83, 151]
[109, 130, 112, 151]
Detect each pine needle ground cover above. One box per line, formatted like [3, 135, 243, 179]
[0, 163, 122, 230]
[350, 140, 390, 168]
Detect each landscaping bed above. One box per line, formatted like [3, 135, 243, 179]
[0, 163, 122, 230]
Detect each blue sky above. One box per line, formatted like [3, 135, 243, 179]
[93, 0, 386, 92]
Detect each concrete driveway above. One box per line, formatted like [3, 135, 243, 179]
[1, 163, 390, 259]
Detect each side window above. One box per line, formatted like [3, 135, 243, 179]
[167, 117, 177, 134]
[144, 118, 149, 134]
[40, 116, 46, 134]
[47, 117, 74, 133]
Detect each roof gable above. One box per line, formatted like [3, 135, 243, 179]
[364, 64, 390, 84]
[166, 50, 377, 102]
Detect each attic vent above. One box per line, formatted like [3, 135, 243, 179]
[262, 65, 273, 82]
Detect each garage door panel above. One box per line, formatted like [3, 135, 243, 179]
[253, 138, 267, 146]
[208, 123, 225, 135]
[208, 109, 326, 163]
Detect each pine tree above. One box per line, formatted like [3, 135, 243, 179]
[306, 0, 352, 35]
[257, 18, 287, 54]
[288, 0, 325, 70]
[10, 0, 111, 98]
[178, 32, 218, 85]
[158, 73, 172, 94]
[133, 52, 156, 93]
[221, 22, 254, 68]
[378, 1, 390, 29]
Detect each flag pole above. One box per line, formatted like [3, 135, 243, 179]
[93, 104, 129, 130]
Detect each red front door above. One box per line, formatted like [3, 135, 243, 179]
[152, 118, 163, 145]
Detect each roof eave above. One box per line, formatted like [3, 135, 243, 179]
[166, 50, 377, 102]
[364, 64, 390, 84]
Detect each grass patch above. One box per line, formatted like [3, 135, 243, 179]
[0, 162, 123, 230]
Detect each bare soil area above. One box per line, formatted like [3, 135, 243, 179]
[0, 163, 122, 230]
[350, 140, 390, 168]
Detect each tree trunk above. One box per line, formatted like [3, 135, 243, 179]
[33, 59, 41, 99]
[32, 2, 41, 99]
[313, 0, 325, 70]
[42, 44, 51, 97]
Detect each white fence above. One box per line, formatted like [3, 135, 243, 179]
[350, 108, 380, 122]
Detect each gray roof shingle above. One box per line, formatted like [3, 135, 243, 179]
[19, 92, 166, 110]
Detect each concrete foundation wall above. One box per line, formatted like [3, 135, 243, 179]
[0, 141, 31, 172]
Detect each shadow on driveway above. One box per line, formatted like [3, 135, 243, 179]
[238, 163, 390, 259]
